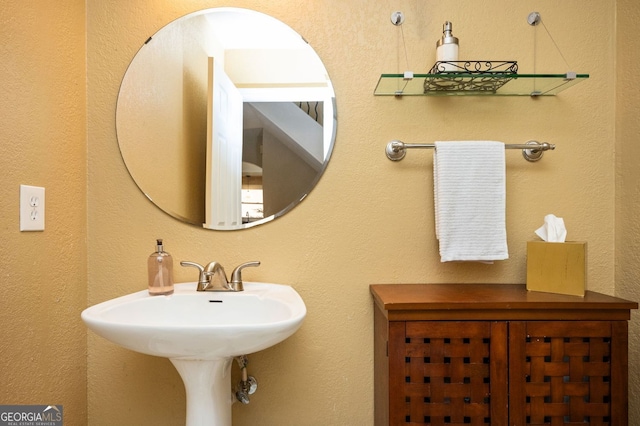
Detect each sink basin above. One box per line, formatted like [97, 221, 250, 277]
[82, 282, 306, 360]
[82, 282, 306, 426]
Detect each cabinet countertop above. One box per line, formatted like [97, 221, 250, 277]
[370, 284, 638, 321]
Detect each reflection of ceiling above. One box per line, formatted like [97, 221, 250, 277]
[226, 48, 328, 87]
[200, 9, 328, 87]
[204, 9, 307, 50]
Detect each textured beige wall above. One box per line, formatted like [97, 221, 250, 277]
[0, 1, 87, 424]
[615, 0, 640, 420]
[85, 0, 634, 425]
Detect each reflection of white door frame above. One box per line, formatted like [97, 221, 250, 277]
[205, 57, 244, 229]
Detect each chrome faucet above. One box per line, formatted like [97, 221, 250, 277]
[180, 260, 260, 292]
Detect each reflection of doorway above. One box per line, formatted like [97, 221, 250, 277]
[243, 101, 323, 218]
[205, 59, 327, 228]
[241, 164, 263, 223]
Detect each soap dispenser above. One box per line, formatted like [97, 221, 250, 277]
[148, 239, 174, 295]
[436, 21, 459, 71]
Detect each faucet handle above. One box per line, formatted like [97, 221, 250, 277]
[230, 261, 261, 291]
[180, 261, 210, 291]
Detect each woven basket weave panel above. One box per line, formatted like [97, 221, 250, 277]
[398, 322, 493, 426]
[523, 321, 612, 425]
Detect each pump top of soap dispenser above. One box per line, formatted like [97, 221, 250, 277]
[436, 21, 458, 47]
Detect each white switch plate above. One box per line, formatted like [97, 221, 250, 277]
[20, 185, 45, 231]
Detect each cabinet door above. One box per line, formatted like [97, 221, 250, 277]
[508, 321, 628, 426]
[389, 321, 508, 426]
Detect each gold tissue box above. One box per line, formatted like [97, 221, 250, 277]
[526, 241, 587, 297]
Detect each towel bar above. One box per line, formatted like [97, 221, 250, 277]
[385, 140, 555, 162]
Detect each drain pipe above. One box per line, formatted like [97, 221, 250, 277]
[234, 355, 258, 404]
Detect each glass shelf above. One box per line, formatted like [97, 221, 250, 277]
[374, 72, 589, 96]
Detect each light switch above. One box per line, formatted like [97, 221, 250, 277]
[20, 185, 45, 231]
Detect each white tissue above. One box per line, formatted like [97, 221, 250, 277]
[535, 214, 567, 242]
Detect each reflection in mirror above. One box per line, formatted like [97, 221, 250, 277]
[116, 8, 336, 230]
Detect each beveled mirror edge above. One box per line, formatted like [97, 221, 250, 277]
[114, 7, 338, 231]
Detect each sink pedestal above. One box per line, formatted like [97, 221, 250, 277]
[170, 358, 234, 426]
[82, 282, 306, 425]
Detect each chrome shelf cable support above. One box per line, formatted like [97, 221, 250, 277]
[385, 140, 555, 162]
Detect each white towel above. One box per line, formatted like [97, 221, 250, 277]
[434, 141, 509, 262]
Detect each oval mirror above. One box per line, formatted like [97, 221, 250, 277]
[116, 7, 336, 230]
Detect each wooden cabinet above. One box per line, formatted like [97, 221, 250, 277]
[371, 284, 637, 426]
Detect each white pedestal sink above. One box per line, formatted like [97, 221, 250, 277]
[82, 282, 306, 426]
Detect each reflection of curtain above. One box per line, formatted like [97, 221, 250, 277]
[205, 57, 243, 229]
